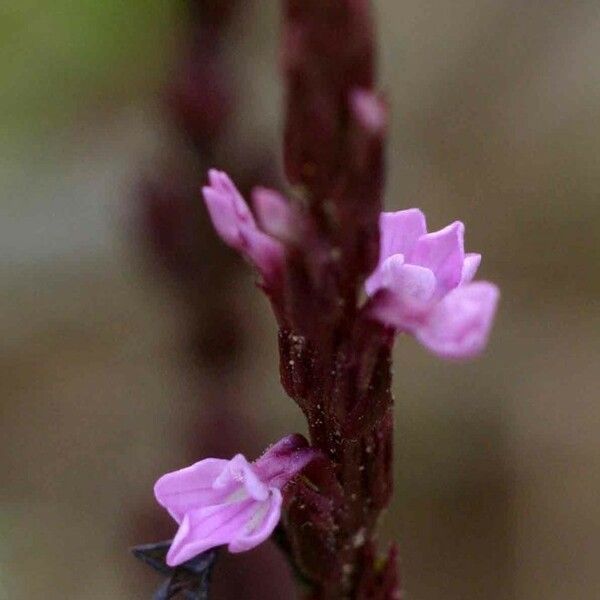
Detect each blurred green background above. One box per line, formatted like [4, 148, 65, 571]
[1, 1, 599, 598]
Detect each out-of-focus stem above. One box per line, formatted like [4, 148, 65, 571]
[136, 2, 289, 598]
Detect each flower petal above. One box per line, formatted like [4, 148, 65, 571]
[367, 256, 436, 330]
[252, 187, 293, 241]
[380, 258, 437, 308]
[203, 169, 255, 247]
[365, 252, 404, 297]
[461, 253, 481, 284]
[228, 489, 283, 553]
[379, 209, 427, 263]
[166, 500, 257, 566]
[415, 281, 499, 359]
[154, 459, 230, 524]
[409, 221, 465, 296]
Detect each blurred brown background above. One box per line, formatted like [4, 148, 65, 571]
[1, 1, 599, 598]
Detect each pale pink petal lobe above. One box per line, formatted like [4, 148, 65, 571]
[366, 256, 436, 330]
[228, 489, 283, 553]
[365, 253, 405, 297]
[409, 221, 465, 295]
[154, 458, 230, 524]
[415, 281, 499, 359]
[461, 253, 481, 284]
[166, 501, 256, 566]
[378, 209, 427, 263]
[252, 187, 293, 241]
[202, 186, 245, 248]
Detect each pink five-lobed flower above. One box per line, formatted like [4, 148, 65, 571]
[202, 169, 285, 286]
[154, 434, 317, 566]
[365, 210, 499, 359]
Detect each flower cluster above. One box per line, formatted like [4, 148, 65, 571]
[203, 169, 499, 359]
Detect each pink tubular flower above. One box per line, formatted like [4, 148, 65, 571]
[154, 434, 317, 566]
[365, 210, 499, 359]
[202, 169, 284, 285]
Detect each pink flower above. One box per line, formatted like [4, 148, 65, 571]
[202, 170, 285, 285]
[154, 434, 317, 566]
[365, 210, 499, 359]
[350, 88, 387, 134]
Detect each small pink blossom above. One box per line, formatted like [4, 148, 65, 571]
[365, 210, 499, 359]
[154, 434, 317, 566]
[350, 88, 387, 134]
[202, 170, 284, 285]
